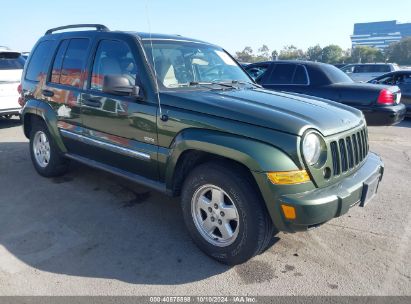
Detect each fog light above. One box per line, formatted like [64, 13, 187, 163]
[281, 205, 296, 220]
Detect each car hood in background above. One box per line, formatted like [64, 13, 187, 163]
[162, 88, 364, 137]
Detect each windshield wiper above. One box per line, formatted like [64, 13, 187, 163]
[231, 80, 262, 88]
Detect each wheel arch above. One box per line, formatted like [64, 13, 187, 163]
[165, 128, 300, 196]
[21, 99, 67, 153]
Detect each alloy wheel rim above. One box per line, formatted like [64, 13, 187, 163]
[33, 131, 51, 168]
[191, 184, 240, 247]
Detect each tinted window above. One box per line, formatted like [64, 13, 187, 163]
[0, 52, 25, 70]
[354, 65, 390, 73]
[25, 41, 53, 81]
[293, 65, 308, 84]
[59, 39, 89, 88]
[245, 65, 269, 81]
[321, 64, 353, 84]
[268, 64, 295, 84]
[50, 40, 69, 83]
[91, 40, 137, 91]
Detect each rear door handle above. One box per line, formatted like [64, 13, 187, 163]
[83, 98, 102, 107]
[42, 89, 54, 97]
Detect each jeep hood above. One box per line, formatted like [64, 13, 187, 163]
[161, 88, 364, 137]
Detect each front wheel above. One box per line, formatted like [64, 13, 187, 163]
[181, 162, 275, 265]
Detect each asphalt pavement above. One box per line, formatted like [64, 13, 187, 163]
[0, 117, 410, 296]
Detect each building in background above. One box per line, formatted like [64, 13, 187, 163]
[351, 20, 411, 50]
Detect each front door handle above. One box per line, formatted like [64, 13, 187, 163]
[42, 89, 54, 97]
[83, 98, 102, 108]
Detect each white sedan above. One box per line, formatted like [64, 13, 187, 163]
[0, 49, 25, 118]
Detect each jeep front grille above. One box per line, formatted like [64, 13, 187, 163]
[330, 127, 369, 176]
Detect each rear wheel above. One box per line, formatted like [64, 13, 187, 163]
[29, 120, 69, 177]
[181, 162, 275, 265]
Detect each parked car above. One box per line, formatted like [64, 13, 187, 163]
[334, 63, 347, 69]
[20, 24, 384, 265]
[340, 63, 399, 82]
[0, 49, 25, 119]
[368, 70, 411, 117]
[245, 60, 406, 126]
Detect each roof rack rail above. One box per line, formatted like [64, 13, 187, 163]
[45, 24, 109, 35]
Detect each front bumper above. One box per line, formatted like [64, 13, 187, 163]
[364, 103, 406, 126]
[277, 152, 384, 232]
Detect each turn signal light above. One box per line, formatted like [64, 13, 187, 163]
[281, 205, 296, 220]
[267, 170, 310, 185]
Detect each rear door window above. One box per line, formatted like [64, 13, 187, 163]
[58, 39, 90, 88]
[25, 40, 53, 81]
[50, 40, 69, 83]
[293, 65, 308, 85]
[267, 64, 296, 84]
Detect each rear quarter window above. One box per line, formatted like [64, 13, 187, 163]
[25, 40, 54, 82]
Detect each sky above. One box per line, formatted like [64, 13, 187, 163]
[1, 0, 411, 55]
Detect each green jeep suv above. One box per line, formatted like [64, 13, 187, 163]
[20, 25, 384, 265]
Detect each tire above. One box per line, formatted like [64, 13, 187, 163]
[181, 162, 275, 265]
[29, 119, 69, 177]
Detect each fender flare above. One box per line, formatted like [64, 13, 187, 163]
[164, 128, 299, 189]
[22, 99, 67, 153]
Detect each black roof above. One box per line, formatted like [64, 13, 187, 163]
[248, 60, 335, 68]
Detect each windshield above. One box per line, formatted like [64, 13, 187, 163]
[142, 40, 252, 89]
[322, 64, 353, 84]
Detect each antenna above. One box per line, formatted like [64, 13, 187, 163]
[145, 0, 164, 120]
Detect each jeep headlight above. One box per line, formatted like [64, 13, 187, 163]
[302, 133, 322, 166]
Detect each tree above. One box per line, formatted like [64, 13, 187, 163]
[321, 45, 343, 64]
[256, 45, 271, 61]
[306, 44, 322, 62]
[235, 46, 254, 63]
[278, 45, 305, 60]
[350, 46, 384, 63]
[386, 37, 411, 65]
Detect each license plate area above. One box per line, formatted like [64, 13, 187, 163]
[360, 174, 380, 207]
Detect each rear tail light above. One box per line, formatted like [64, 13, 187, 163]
[17, 83, 24, 107]
[377, 89, 394, 105]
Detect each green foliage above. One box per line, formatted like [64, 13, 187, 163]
[321, 45, 343, 64]
[306, 45, 322, 62]
[386, 37, 411, 65]
[278, 45, 305, 60]
[234, 41, 409, 64]
[349, 46, 385, 63]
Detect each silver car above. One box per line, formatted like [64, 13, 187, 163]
[341, 63, 399, 82]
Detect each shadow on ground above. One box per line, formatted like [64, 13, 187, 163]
[0, 142, 279, 285]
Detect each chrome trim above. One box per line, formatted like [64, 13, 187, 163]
[59, 129, 151, 161]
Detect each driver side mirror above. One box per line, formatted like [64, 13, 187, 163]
[103, 75, 143, 99]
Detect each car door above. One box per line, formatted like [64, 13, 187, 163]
[44, 38, 92, 155]
[80, 37, 158, 180]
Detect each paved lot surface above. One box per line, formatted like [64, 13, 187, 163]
[0, 117, 410, 296]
